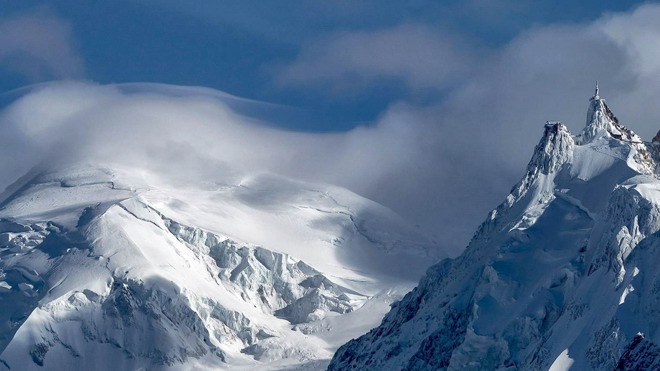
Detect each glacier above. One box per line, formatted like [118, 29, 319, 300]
[328, 87, 660, 370]
[0, 163, 442, 370]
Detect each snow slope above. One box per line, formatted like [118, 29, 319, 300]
[0, 163, 442, 370]
[328, 89, 660, 370]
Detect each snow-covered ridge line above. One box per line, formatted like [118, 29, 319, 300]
[328, 87, 660, 370]
[0, 163, 438, 370]
[0, 193, 354, 369]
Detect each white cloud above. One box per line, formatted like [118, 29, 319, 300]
[0, 10, 85, 82]
[278, 23, 477, 92]
[280, 3, 660, 252]
[0, 82, 421, 190]
[4, 4, 660, 255]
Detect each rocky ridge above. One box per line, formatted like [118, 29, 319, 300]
[328, 87, 660, 370]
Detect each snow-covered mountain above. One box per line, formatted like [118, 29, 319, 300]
[328, 86, 660, 370]
[0, 161, 442, 370]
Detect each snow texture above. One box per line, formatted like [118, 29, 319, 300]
[0, 164, 441, 370]
[329, 89, 660, 370]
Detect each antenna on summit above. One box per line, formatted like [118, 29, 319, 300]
[594, 81, 599, 100]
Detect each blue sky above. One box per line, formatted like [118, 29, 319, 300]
[3, 1, 660, 252]
[0, 0, 648, 131]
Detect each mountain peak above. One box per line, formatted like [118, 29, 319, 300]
[578, 83, 644, 146]
[579, 83, 617, 144]
[530, 121, 573, 175]
[328, 84, 660, 371]
[0, 162, 441, 369]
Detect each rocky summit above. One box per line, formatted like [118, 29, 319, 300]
[329, 86, 660, 370]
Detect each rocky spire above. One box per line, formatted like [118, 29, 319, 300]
[528, 122, 574, 175]
[577, 82, 654, 174]
[578, 82, 625, 144]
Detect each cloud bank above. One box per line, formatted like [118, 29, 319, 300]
[4, 4, 660, 255]
[278, 23, 477, 92]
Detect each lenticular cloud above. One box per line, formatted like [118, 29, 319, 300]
[0, 82, 420, 200]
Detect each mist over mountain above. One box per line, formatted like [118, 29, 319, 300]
[0, 142, 442, 370]
[4, 3, 660, 371]
[329, 87, 660, 370]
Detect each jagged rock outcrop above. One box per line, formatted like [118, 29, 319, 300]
[165, 214, 358, 324]
[615, 334, 660, 370]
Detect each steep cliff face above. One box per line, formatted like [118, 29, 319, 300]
[329, 90, 660, 370]
[0, 166, 440, 370]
